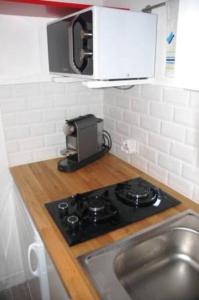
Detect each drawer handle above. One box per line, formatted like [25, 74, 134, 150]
[28, 242, 41, 277]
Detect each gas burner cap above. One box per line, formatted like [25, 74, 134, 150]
[127, 186, 150, 200]
[88, 196, 105, 213]
[116, 183, 157, 207]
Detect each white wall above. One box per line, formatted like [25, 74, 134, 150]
[0, 82, 103, 166]
[103, 85, 199, 203]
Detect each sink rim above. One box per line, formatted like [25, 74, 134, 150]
[78, 209, 199, 300]
[79, 209, 198, 260]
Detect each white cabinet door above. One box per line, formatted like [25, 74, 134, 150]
[0, 15, 50, 84]
[15, 185, 70, 300]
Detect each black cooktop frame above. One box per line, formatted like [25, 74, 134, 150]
[45, 177, 181, 246]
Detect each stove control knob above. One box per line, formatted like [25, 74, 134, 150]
[67, 215, 79, 230]
[58, 202, 68, 217]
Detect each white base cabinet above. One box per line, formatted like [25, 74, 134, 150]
[14, 185, 70, 300]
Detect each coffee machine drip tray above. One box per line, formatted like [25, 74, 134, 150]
[45, 177, 181, 246]
[58, 148, 107, 172]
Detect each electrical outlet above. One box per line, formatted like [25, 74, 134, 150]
[121, 139, 137, 154]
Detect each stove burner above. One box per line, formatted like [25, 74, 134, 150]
[88, 196, 105, 213]
[83, 194, 118, 223]
[116, 183, 157, 207]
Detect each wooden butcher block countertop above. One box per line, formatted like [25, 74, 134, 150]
[10, 153, 199, 300]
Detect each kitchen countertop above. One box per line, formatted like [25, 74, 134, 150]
[10, 153, 199, 300]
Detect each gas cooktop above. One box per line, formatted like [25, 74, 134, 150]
[45, 177, 181, 246]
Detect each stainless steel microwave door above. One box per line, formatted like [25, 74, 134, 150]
[47, 10, 93, 75]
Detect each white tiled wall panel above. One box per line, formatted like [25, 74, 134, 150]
[1, 81, 199, 203]
[104, 85, 199, 203]
[0, 82, 103, 166]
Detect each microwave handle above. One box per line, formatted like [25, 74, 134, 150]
[68, 18, 92, 73]
[68, 22, 81, 74]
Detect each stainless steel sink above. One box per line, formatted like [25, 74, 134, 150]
[79, 210, 199, 300]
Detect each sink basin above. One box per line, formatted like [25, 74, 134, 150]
[79, 210, 199, 300]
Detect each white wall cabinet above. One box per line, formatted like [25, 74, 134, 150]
[0, 15, 50, 85]
[127, 0, 199, 91]
[14, 185, 70, 300]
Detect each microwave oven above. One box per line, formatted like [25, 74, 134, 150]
[47, 6, 157, 80]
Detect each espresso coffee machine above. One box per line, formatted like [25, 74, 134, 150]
[58, 114, 111, 172]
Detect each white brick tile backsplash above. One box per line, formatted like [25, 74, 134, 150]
[0, 82, 103, 166]
[161, 121, 185, 142]
[1, 99, 27, 113]
[116, 96, 130, 109]
[116, 121, 130, 137]
[45, 133, 65, 147]
[19, 137, 43, 151]
[131, 99, 149, 113]
[8, 151, 33, 166]
[174, 108, 199, 128]
[139, 144, 156, 163]
[16, 111, 43, 125]
[30, 123, 56, 136]
[40, 82, 65, 95]
[6, 141, 19, 153]
[55, 121, 64, 133]
[140, 116, 161, 133]
[5, 126, 30, 141]
[114, 145, 131, 164]
[33, 147, 57, 162]
[149, 133, 170, 153]
[192, 186, 199, 202]
[163, 87, 189, 106]
[104, 84, 199, 202]
[109, 130, 123, 145]
[108, 106, 122, 121]
[125, 85, 141, 98]
[1, 82, 199, 202]
[104, 118, 115, 131]
[28, 96, 54, 109]
[0, 85, 12, 99]
[168, 174, 193, 198]
[158, 153, 181, 175]
[170, 142, 197, 164]
[185, 128, 199, 146]
[12, 83, 40, 97]
[189, 91, 199, 108]
[104, 105, 110, 117]
[131, 154, 148, 172]
[56, 94, 76, 107]
[44, 109, 66, 122]
[67, 106, 88, 119]
[131, 126, 148, 144]
[147, 163, 168, 183]
[88, 104, 103, 116]
[150, 102, 174, 121]
[123, 111, 139, 126]
[141, 84, 162, 101]
[2, 114, 16, 127]
[182, 164, 199, 185]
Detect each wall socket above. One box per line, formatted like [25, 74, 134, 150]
[121, 138, 137, 154]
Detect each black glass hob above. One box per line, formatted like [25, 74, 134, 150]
[45, 177, 181, 246]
